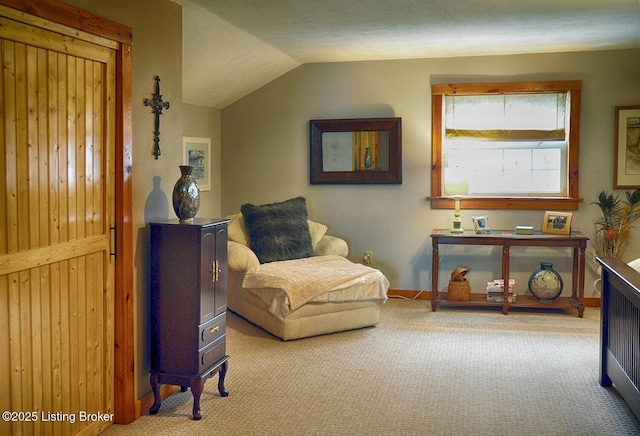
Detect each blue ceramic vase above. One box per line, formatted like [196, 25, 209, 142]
[528, 261, 563, 302]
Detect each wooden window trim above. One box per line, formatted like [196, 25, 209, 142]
[429, 80, 583, 210]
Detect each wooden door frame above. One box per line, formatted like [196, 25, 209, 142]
[0, 0, 136, 424]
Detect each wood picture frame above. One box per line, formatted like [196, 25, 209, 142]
[542, 211, 573, 235]
[614, 106, 640, 188]
[183, 136, 211, 191]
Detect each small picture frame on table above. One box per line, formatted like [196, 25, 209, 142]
[542, 211, 573, 235]
[472, 215, 491, 234]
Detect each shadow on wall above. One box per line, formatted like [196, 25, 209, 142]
[135, 175, 172, 395]
[145, 176, 170, 222]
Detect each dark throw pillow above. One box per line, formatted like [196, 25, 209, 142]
[241, 197, 314, 264]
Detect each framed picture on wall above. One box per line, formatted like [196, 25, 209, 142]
[183, 136, 211, 191]
[614, 106, 640, 188]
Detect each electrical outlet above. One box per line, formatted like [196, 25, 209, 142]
[364, 251, 373, 264]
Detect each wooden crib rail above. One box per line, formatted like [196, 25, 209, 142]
[598, 257, 640, 421]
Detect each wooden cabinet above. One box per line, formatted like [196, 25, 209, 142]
[430, 229, 588, 317]
[149, 219, 230, 420]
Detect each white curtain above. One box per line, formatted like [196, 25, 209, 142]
[445, 92, 567, 141]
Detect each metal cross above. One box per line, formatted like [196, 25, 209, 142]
[144, 76, 171, 159]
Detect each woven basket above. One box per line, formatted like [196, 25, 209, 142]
[447, 280, 470, 301]
[448, 266, 470, 301]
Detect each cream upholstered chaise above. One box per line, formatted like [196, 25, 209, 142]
[226, 197, 389, 340]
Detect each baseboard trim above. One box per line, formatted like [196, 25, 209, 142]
[387, 289, 601, 307]
[136, 384, 180, 419]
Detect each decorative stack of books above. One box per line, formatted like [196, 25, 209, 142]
[486, 279, 517, 302]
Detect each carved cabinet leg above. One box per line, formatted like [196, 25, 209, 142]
[149, 373, 162, 415]
[218, 361, 229, 397]
[190, 378, 205, 420]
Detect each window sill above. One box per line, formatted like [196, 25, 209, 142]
[428, 196, 583, 210]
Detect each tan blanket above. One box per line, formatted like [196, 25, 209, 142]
[242, 255, 381, 312]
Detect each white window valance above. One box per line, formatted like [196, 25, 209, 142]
[445, 92, 567, 141]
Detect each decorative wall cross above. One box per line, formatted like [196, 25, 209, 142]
[144, 76, 171, 159]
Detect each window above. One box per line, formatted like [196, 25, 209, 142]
[430, 81, 582, 210]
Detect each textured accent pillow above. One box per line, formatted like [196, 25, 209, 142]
[241, 197, 314, 264]
[227, 213, 326, 249]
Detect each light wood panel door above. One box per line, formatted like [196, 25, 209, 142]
[0, 9, 116, 435]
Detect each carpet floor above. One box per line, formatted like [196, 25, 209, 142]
[103, 299, 640, 435]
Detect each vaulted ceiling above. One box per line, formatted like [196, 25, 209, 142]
[173, 0, 640, 109]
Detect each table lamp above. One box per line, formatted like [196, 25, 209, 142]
[451, 195, 464, 233]
[444, 167, 468, 234]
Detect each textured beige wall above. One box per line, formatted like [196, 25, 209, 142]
[221, 49, 640, 298]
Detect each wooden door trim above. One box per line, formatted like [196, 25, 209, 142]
[0, 0, 132, 43]
[114, 33, 135, 425]
[0, 0, 136, 424]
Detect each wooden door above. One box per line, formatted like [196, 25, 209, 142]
[0, 8, 116, 435]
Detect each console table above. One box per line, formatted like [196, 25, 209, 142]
[430, 229, 588, 317]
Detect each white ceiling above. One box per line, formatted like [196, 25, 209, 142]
[174, 0, 640, 109]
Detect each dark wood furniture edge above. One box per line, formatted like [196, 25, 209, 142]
[597, 257, 640, 421]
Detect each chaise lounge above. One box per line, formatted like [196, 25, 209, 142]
[226, 197, 389, 340]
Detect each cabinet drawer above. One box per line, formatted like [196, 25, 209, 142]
[199, 313, 226, 348]
[199, 335, 226, 373]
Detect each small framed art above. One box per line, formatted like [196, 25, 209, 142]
[183, 136, 211, 191]
[614, 106, 640, 188]
[542, 211, 573, 235]
[472, 215, 491, 234]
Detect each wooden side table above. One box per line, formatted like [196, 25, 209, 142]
[430, 230, 588, 317]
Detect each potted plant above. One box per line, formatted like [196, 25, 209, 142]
[589, 189, 640, 261]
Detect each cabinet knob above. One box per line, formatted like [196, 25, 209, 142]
[210, 326, 220, 333]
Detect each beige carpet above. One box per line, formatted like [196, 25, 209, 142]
[104, 299, 640, 435]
